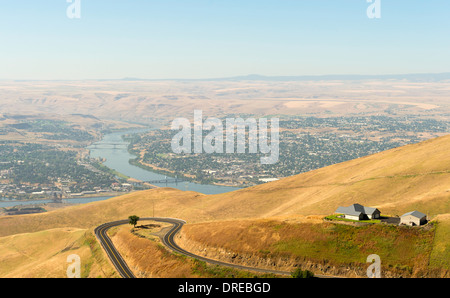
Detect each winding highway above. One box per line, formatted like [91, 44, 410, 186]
[94, 217, 186, 278]
[95, 217, 332, 278]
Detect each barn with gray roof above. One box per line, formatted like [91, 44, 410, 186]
[400, 211, 427, 226]
[335, 203, 381, 221]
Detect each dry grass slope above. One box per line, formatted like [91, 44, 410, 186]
[0, 228, 116, 278]
[179, 217, 444, 277]
[0, 134, 450, 277]
[205, 134, 450, 219]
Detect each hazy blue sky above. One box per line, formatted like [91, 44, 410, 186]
[0, 0, 449, 80]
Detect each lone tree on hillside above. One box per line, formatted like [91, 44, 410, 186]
[128, 215, 140, 228]
[291, 268, 314, 279]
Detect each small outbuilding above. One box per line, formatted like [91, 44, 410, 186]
[400, 211, 427, 226]
[335, 203, 381, 221]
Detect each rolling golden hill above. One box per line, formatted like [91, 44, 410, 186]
[0, 133, 449, 277]
[1, 134, 450, 234]
[204, 133, 450, 220]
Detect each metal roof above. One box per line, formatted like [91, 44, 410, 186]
[401, 211, 426, 218]
[335, 207, 363, 217]
[335, 203, 380, 216]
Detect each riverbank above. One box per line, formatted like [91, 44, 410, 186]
[88, 128, 241, 194]
[0, 191, 127, 203]
[64, 191, 129, 199]
[129, 153, 248, 188]
[0, 195, 120, 216]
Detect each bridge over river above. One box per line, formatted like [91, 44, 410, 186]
[88, 129, 241, 194]
[89, 142, 129, 149]
[143, 177, 185, 184]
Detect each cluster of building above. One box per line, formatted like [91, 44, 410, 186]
[0, 181, 133, 201]
[334, 203, 427, 226]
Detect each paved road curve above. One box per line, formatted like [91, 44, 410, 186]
[95, 217, 334, 278]
[94, 217, 184, 278]
[94, 219, 137, 278]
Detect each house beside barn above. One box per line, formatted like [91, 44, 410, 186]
[400, 211, 427, 226]
[335, 203, 381, 221]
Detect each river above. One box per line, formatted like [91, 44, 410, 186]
[87, 128, 241, 195]
[0, 129, 240, 209]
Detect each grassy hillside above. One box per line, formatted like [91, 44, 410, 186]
[204, 134, 450, 219]
[180, 217, 444, 277]
[0, 227, 117, 278]
[1, 134, 450, 238]
[429, 214, 450, 272]
[0, 188, 205, 237]
[0, 134, 449, 277]
[108, 223, 278, 278]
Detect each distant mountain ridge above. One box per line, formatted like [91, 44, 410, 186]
[3, 72, 450, 82]
[116, 72, 450, 82]
[219, 72, 450, 82]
